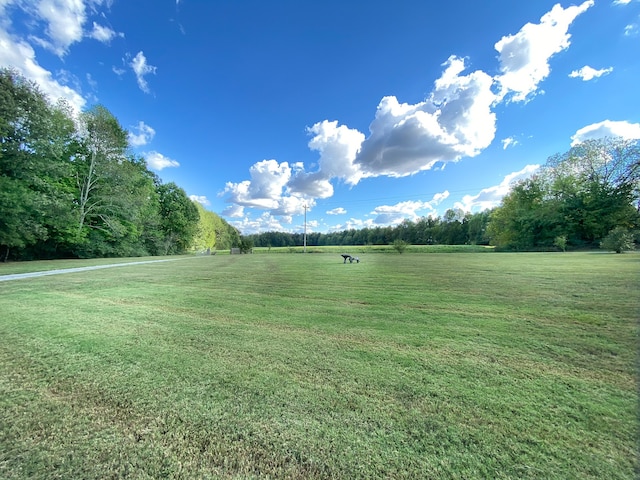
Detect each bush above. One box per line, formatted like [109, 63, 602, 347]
[392, 239, 408, 254]
[238, 236, 254, 254]
[554, 235, 567, 252]
[600, 227, 635, 253]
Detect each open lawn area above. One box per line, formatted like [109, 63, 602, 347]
[1, 252, 638, 479]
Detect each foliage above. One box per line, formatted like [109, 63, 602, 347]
[392, 238, 408, 253]
[554, 235, 567, 252]
[237, 236, 254, 253]
[156, 183, 200, 255]
[488, 138, 640, 250]
[0, 69, 76, 260]
[192, 201, 218, 251]
[248, 210, 492, 248]
[191, 202, 240, 252]
[0, 69, 205, 260]
[600, 227, 635, 253]
[1, 253, 637, 479]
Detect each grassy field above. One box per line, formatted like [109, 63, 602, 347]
[0, 252, 638, 479]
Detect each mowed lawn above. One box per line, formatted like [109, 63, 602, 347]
[0, 252, 638, 479]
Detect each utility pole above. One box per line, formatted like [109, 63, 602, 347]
[303, 204, 307, 253]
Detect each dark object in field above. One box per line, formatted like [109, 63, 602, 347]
[341, 254, 360, 264]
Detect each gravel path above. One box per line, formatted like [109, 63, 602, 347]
[0, 258, 183, 283]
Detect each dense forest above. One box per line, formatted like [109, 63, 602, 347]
[249, 137, 640, 251]
[0, 68, 238, 261]
[2, 68, 638, 260]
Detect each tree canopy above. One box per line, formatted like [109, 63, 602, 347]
[488, 137, 639, 250]
[0, 68, 237, 261]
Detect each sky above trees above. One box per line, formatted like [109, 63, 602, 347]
[1, 0, 639, 234]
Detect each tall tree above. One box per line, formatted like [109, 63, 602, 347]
[156, 182, 199, 254]
[192, 201, 217, 251]
[73, 105, 129, 240]
[0, 69, 75, 260]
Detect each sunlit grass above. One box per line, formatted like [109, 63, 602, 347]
[1, 252, 638, 478]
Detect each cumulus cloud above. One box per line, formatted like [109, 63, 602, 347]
[145, 151, 180, 170]
[0, 28, 86, 112]
[571, 120, 640, 145]
[327, 207, 347, 215]
[26, 0, 87, 57]
[624, 23, 638, 36]
[494, 0, 594, 102]
[355, 56, 496, 177]
[371, 191, 449, 225]
[130, 51, 156, 93]
[222, 204, 244, 218]
[328, 217, 375, 233]
[229, 212, 290, 235]
[288, 120, 365, 198]
[569, 66, 613, 81]
[454, 165, 541, 212]
[88, 22, 121, 43]
[128, 121, 156, 147]
[0, 0, 120, 112]
[224, 160, 292, 209]
[189, 195, 210, 206]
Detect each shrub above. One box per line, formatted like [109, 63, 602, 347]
[600, 227, 634, 253]
[392, 239, 408, 254]
[554, 235, 567, 252]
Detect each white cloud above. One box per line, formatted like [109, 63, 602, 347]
[327, 207, 347, 215]
[0, 28, 86, 112]
[454, 165, 541, 212]
[502, 137, 518, 149]
[494, 0, 594, 102]
[0, 0, 119, 112]
[229, 212, 289, 235]
[571, 120, 640, 146]
[328, 218, 375, 233]
[223, 159, 292, 209]
[128, 121, 156, 147]
[288, 120, 365, 198]
[371, 191, 449, 225]
[130, 51, 156, 93]
[88, 21, 121, 43]
[624, 23, 638, 36]
[613, 0, 633, 5]
[189, 195, 210, 206]
[569, 65, 613, 81]
[26, 0, 87, 57]
[269, 195, 313, 218]
[112, 65, 126, 76]
[222, 204, 244, 218]
[355, 56, 496, 177]
[145, 151, 180, 170]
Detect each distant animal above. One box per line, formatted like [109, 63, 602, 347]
[341, 254, 360, 263]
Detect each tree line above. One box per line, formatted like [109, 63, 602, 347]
[249, 137, 639, 251]
[248, 209, 491, 248]
[0, 68, 238, 261]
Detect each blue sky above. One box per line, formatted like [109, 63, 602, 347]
[1, 0, 639, 234]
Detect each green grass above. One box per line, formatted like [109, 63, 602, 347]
[1, 252, 638, 479]
[0, 255, 189, 275]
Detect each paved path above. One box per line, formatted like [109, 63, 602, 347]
[0, 258, 183, 283]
